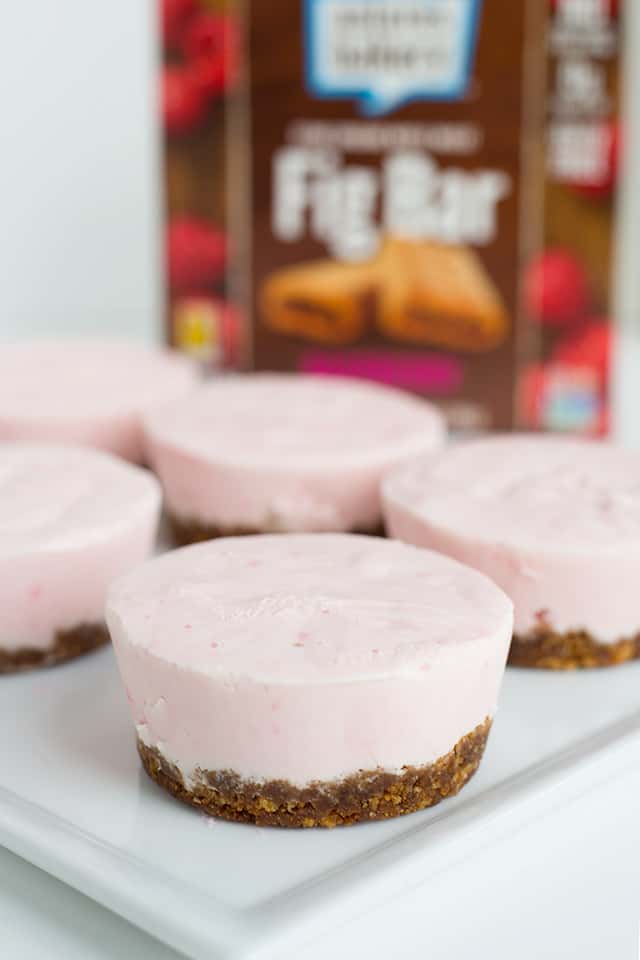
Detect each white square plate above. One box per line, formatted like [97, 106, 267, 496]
[1, 646, 640, 959]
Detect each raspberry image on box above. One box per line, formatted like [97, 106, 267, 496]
[162, 66, 207, 135]
[161, 0, 197, 51]
[384, 435, 640, 669]
[166, 218, 227, 293]
[107, 534, 512, 827]
[524, 249, 591, 329]
[182, 10, 241, 98]
[160, 1, 239, 134]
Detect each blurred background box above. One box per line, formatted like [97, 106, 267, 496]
[245, 0, 545, 432]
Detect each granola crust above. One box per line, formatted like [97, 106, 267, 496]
[0, 623, 108, 674]
[509, 627, 640, 670]
[137, 717, 491, 828]
[168, 512, 386, 546]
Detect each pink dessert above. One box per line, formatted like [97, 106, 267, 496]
[107, 533, 512, 826]
[0, 340, 198, 462]
[143, 374, 446, 542]
[383, 435, 640, 668]
[0, 444, 161, 672]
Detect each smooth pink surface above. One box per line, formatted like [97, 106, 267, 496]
[0, 340, 198, 462]
[107, 534, 512, 785]
[144, 374, 446, 532]
[383, 435, 640, 643]
[0, 445, 161, 651]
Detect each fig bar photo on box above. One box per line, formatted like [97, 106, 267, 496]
[249, 0, 544, 430]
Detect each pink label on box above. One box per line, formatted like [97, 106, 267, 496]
[300, 349, 464, 394]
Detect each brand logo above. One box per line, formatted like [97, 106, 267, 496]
[273, 146, 510, 259]
[304, 0, 483, 116]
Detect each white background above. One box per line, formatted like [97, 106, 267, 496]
[0, 0, 162, 344]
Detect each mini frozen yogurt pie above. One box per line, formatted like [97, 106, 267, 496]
[0, 444, 161, 673]
[0, 339, 198, 462]
[143, 373, 445, 543]
[383, 435, 640, 669]
[107, 533, 512, 827]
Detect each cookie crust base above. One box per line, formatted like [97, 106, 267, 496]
[137, 718, 491, 828]
[0, 623, 108, 674]
[168, 512, 386, 546]
[509, 627, 640, 670]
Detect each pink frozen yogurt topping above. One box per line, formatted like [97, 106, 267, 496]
[0, 339, 198, 462]
[0, 444, 161, 651]
[107, 534, 512, 785]
[143, 374, 446, 532]
[383, 435, 640, 642]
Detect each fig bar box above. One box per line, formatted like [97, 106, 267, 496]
[248, 0, 543, 429]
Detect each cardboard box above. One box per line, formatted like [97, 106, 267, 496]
[247, 0, 545, 430]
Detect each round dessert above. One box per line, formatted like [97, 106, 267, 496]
[0, 339, 198, 462]
[383, 435, 640, 669]
[0, 444, 161, 673]
[107, 534, 512, 827]
[143, 374, 446, 543]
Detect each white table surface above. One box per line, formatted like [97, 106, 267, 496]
[3, 762, 638, 960]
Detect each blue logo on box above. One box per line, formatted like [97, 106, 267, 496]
[304, 0, 483, 117]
